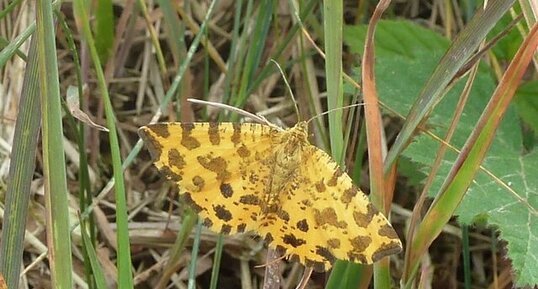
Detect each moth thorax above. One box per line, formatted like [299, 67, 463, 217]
[276, 129, 305, 169]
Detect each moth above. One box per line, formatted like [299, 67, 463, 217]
[139, 121, 402, 270]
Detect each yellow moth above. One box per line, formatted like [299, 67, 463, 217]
[139, 120, 402, 270]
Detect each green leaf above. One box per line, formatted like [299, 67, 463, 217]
[344, 20, 538, 286]
[514, 81, 538, 148]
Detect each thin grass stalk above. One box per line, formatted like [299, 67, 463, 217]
[79, 215, 108, 289]
[36, 0, 73, 288]
[72, 1, 134, 287]
[208, 235, 225, 289]
[404, 21, 538, 288]
[188, 221, 204, 289]
[0, 22, 34, 67]
[0, 35, 40, 289]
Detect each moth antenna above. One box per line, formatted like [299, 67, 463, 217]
[187, 98, 276, 128]
[305, 102, 365, 125]
[270, 59, 300, 119]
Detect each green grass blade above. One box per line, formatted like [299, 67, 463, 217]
[0, 22, 34, 67]
[36, 0, 73, 288]
[323, 1, 358, 288]
[72, 0, 134, 287]
[209, 234, 225, 289]
[326, 263, 366, 289]
[323, 0, 344, 163]
[79, 216, 108, 289]
[0, 35, 41, 289]
[94, 0, 114, 62]
[188, 221, 204, 289]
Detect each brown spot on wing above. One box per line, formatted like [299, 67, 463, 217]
[208, 123, 220, 145]
[138, 127, 164, 160]
[303, 258, 326, 272]
[296, 219, 309, 232]
[314, 208, 347, 228]
[180, 123, 201, 150]
[221, 224, 232, 234]
[146, 124, 170, 138]
[197, 155, 231, 181]
[237, 223, 247, 232]
[168, 149, 185, 169]
[327, 168, 343, 187]
[300, 199, 313, 210]
[239, 194, 261, 205]
[213, 205, 232, 221]
[161, 167, 182, 182]
[277, 210, 290, 221]
[372, 241, 402, 261]
[282, 234, 306, 248]
[378, 224, 399, 239]
[220, 183, 233, 198]
[353, 203, 377, 228]
[237, 144, 251, 158]
[183, 193, 203, 212]
[327, 238, 341, 249]
[231, 123, 241, 145]
[203, 218, 213, 228]
[315, 246, 336, 263]
[315, 180, 326, 192]
[348, 252, 367, 263]
[341, 187, 357, 204]
[350, 235, 372, 252]
[248, 172, 259, 183]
